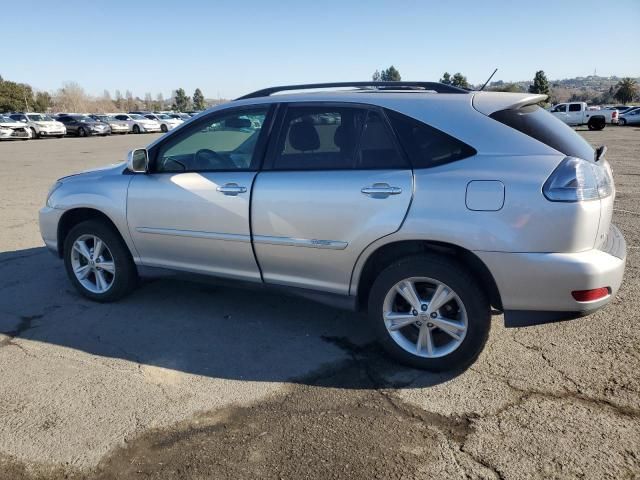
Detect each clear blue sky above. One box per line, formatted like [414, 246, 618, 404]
[3, 0, 638, 99]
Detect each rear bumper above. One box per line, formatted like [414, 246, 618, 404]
[476, 224, 626, 325]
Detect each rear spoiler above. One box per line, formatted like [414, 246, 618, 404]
[472, 92, 548, 115]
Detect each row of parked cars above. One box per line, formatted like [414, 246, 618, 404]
[0, 111, 201, 140]
[549, 102, 639, 130]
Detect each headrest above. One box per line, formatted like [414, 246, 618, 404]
[289, 121, 320, 151]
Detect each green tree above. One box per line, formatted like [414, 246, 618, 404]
[529, 70, 550, 96]
[614, 77, 638, 104]
[440, 72, 452, 85]
[193, 88, 206, 110]
[451, 73, 469, 88]
[33, 91, 52, 112]
[172, 88, 190, 112]
[489, 83, 522, 93]
[380, 66, 401, 81]
[0, 78, 33, 112]
[372, 70, 382, 82]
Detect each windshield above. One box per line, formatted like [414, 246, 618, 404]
[71, 115, 95, 123]
[157, 114, 171, 119]
[0, 115, 15, 123]
[27, 114, 54, 121]
[130, 114, 145, 120]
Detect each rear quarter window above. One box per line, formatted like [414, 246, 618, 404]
[385, 109, 476, 168]
[490, 105, 594, 161]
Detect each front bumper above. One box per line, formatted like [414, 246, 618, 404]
[39, 206, 65, 255]
[476, 224, 626, 325]
[141, 125, 161, 133]
[39, 129, 66, 136]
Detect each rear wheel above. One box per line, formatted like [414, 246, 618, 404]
[619, 118, 627, 126]
[161, 124, 168, 133]
[30, 127, 39, 139]
[368, 255, 490, 371]
[588, 118, 605, 130]
[63, 220, 138, 302]
[78, 127, 87, 137]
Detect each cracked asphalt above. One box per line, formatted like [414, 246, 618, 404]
[0, 128, 639, 479]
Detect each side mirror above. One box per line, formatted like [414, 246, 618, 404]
[127, 148, 148, 173]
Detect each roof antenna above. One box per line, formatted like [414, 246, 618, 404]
[478, 68, 498, 91]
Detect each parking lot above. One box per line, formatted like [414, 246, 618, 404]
[0, 128, 639, 479]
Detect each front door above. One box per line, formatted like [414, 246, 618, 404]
[127, 106, 272, 282]
[251, 104, 413, 294]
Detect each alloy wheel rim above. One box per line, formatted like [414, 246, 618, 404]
[382, 277, 468, 359]
[70, 234, 116, 294]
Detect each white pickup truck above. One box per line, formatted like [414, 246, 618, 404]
[550, 102, 618, 130]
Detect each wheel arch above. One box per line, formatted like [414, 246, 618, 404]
[354, 240, 503, 312]
[57, 208, 130, 258]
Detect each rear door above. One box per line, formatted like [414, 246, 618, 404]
[251, 103, 413, 294]
[567, 103, 583, 125]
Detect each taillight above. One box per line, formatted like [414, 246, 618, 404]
[572, 288, 610, 302]
[543, 157, 613, 202]
[612, 111, 618, 119]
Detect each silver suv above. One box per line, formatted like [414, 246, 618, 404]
[39, 81, 627, 371]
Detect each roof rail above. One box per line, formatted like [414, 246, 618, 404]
[235, 81, 469, 100]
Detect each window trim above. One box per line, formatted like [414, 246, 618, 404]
[262, 101, 411, 172]
[147, 103, 277, 174]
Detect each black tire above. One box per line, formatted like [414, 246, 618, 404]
[587, 118, 605, 131]
[78, 127, 87, 137]
[619, 118, 626, 126]
[367, 254, 490, 371]
[30, 127, 39, 139]
[133, 124, 140, 134]
[57, 135, 64, 139]
[161, 124, 168, 133]
[63, 220, 138, 302]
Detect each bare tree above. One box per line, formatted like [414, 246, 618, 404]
[144, 92, 153, 111]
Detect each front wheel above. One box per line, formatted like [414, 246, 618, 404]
[368, 255, 490, 371]
[132, 124, 141, 134]
[161, 124, 168, 133]
[619, 119, 627, 126]
[30, 127, 39, 139]
[63, 220, 138, 302]
[78, 127, 87, 137]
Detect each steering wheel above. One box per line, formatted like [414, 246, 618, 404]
[193, 149, 236, 170]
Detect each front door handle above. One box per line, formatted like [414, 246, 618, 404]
[216, 183, 247, 196]
[361, 183, 402, 198]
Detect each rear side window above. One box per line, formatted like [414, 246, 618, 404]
[490, 105, 594, 161]
[568, 104, 581, 112]
[385, 110, 476, 168]
[273, 106, 407, 170]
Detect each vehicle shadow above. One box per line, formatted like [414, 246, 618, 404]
[0, 247, 459, 390]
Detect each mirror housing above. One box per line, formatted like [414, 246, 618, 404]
[127, 148, 148, 173]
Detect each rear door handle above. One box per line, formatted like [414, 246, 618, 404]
[361, 183, 402, 198]
[216, 183, 247, 196]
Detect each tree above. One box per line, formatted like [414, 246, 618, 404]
[144, 92, 153, 111]
[33, 91, 52, 112]
[154, 92, 164, 111]
[114, 90, 123, 109]
[440, 72, 452, 85]
[614, 77, 638, 104]
[53, 82, 88, 112]
[489, 83, 522, 93]
[529, 70, 550, 96]
[125, 90, 134, 112]
[451, 73, 469, 89]
[380, 66, 401, 81]
[172, 88, 190, 112]
[0, 77, 34, 112]
[372, 70, 382, 82]
[193, 88, 205, 110]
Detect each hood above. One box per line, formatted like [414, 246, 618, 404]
[59, 162, 127, 182]
[0, 121, 25, 128]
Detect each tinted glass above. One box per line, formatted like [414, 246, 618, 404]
[552, 104, 567, 113]
[568, 104, 581, 112]
[273, 106, 406, 170]
[386, 109, 476, 168]
[490, 105, 594, 161]
[155, 108, 268, 172]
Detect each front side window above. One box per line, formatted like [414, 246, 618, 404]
[551, 104, 567, 113]
[272, 106, 406, 170]
[568, 104, 582, 112]
[155, 107, 268, 172]
[386, 110, 476, 168]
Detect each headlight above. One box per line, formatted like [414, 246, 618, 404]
[46, 181, 63, 207]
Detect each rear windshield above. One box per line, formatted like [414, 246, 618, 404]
[490, 105, 594, 161]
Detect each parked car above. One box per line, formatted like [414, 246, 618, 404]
[113, 114, 161, 134]
[39, 81, 626, 371]
[550, 102, 618, 130]
[0, 114, 31, 140]
[8, 113, 66, 139]
[167, 113, 191, 121]
[56, 115, 111, 137]
[143, 113, 183, 133]
[619, 107, 640, 125]
[89, 115, 130, 135]
[609, 105, 636, 112]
